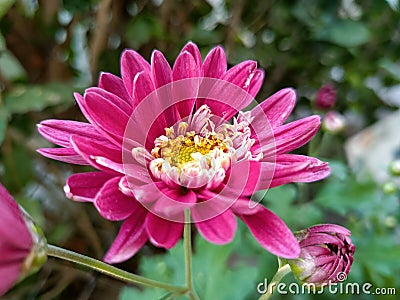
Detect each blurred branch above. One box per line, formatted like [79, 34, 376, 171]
[77, 207, 104, 259]
[225, 0, 244, 56]
[89, 0, 113, 81]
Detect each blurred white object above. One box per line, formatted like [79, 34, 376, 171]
[345, 109, 400, 185]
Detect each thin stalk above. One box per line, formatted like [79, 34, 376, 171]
[258, 264, 291, 300]
[184, 209, 200, 300]
[47, 244, 186, 293]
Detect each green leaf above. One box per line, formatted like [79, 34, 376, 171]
[314, 20, 370, 47]
[0, 107, 9, 145]
[1, 141, 33, 193]
[3, 83, 76, 114]
[379, 57, 400, 81]
[314, 176, 377, 215]
[0, 50, 27, 80]
[0, 0, 15, 20]
[119, 235, 258, 300]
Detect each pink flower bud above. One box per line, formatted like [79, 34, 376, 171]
[288, 224, 355, 286]
[0, 184, 47, 297]
[322, 111, 346, 133]
[315, 84, 337, 110]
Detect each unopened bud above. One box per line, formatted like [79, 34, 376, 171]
[288, 224, 355, 286]
[322, 111, 346, 134]
[315, 84, 337, 110]
[0, 184, 47, 297]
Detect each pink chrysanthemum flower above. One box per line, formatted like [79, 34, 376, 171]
[38, 42, 330, 263]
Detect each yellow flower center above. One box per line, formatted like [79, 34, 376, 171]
[152, 131, 228, 168]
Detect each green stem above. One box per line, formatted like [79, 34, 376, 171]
[258, 264, 291, 300]
[184, 209, 200, 300]
[47, 244, 186, 294]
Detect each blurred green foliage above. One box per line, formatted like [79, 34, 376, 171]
[0, 0, 399, 299]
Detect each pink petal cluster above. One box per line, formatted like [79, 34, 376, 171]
[288, 224, 355, 285]
[0, 184, 33, 297]
[38, 42, 330, 263]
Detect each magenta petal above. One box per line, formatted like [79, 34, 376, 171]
[0, 264, 21, 297]
[151, 189, 197, 221]
[120, 49, 151, 97]
[84, 91, 130, 140]
[236, 205, 300, 258]
[224, 160, 262, 197]
[70, 135, 121, 162]
[85, 87, 133, 115]
[70, 135, 124, 173]
[65, 171, 117, 202]
[252, 88, 297, 129]
[146, 213, 184, 248]
[98, 72, 131, 103]
[172, 51, 199, 118]
[37, 147, 88, 165]
[203, 46, 227, 78]
[309, 224, 351, 236]
[104, 212, 148, 264]
[0, 184, 32, 248]
[151, 50, 172, 88]
[132, 71, 155, 107]
[95, 177, 138, 221]
[193, 208, 237, 244]
[273, 115, 321, 154]
[271, 154, 330, 187]
[248, 69, 264, 98]
[222, 60, 257, 89]
[74, 92, 96, 124]
[181, 41, 203, 70]
[37, 119, 104, 148]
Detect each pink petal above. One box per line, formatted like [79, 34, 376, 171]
[172, 50, 199, 118]
[151, 189, 197, 221]
[37, 147, 88, 165]
[74, 92, 97, 125]
[0, 184, 32, 249]
[248, 69, 264, 98]
[196, 77, 254, 120]
[202, 46, 227, 78]
[70, 135, 121, 162]
[223, 160, 263, 197]
[309, 224, 351, 236]
[193, 208, 237, 244]
[151, 50, 172, 88]
[98, 72, 131, 104]
[104, 212, 148, 264]
[273, 115, 321, 155]
[37, 119, 105, 148]
[145, 213, 184, 248]
[235, 204, 300, 258]
[84, 91, 130, 140]
[222, 60, 257, 90]
[120, 49, 151, 97]
[85, 87, 133, 114]
[251, 88, 296, 129]
[132, 71, 155, 107]
[70, 135, 124, 173]
[181, 42, 203, 70]
[95, 177, 140, 221]
[270, 154, 330, 187]
[65, 171, 117, 202]
[0, 263, 21, 297]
